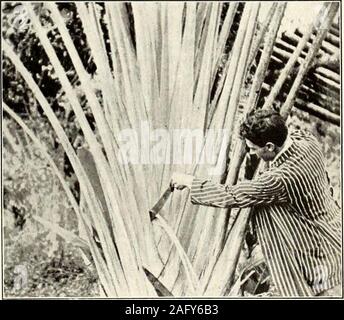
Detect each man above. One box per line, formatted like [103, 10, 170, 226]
[171, 109, 341, 297]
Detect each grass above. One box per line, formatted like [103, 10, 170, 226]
[3, 137, 99, 297]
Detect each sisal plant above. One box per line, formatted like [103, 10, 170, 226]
[3, 2, 339, 297]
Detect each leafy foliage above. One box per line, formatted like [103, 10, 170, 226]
[4, 226, 99, 297]
[3, 123, 99, 297]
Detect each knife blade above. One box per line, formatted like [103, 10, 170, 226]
[149, 185, 174, 221]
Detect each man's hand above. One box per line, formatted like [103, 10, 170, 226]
[170, 172, 194, 190]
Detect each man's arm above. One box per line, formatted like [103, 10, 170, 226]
[189, 172, 288, 208]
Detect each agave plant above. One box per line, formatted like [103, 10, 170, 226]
[3, 2, 338, 297]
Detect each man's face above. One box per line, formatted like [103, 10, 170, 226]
[245, 139, 277, 162]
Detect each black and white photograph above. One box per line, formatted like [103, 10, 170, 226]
[1, 1, 342, 300]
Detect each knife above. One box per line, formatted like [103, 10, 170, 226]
[149, 185, 174, 221]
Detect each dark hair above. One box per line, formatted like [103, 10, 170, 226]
[239, 109, 288, 147]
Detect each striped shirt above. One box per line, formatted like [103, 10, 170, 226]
[190, 130, 341, 296]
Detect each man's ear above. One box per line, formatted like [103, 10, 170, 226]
[265, 142, 275, 152]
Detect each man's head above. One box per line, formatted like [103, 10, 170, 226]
[239, 109, 288, 162]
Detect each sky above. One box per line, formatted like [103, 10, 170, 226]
[259, 2, 329, 33]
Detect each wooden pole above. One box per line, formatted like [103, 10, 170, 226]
[281, 3, 339, 119]
[294, 99, 340, 126]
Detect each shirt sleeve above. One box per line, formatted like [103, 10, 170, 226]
[190, 172, 288, 208]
